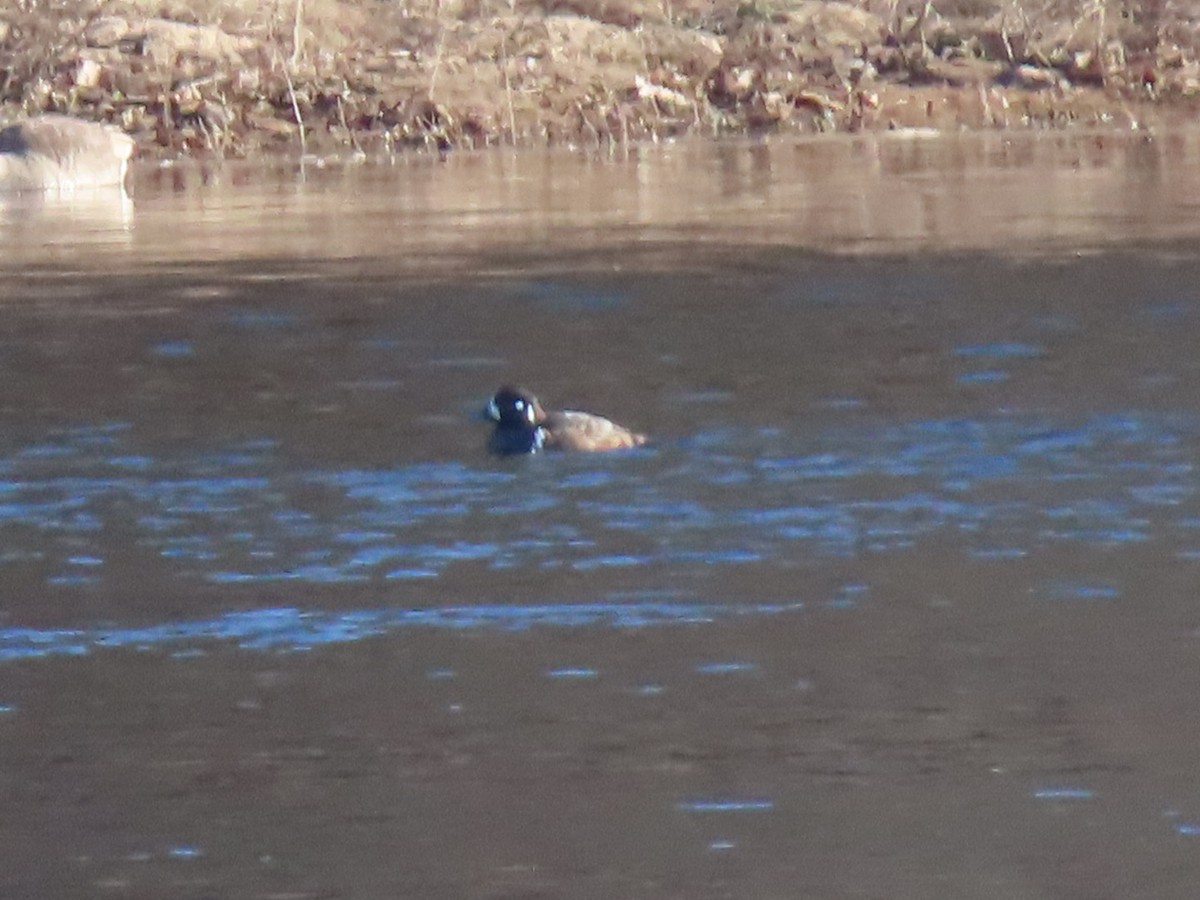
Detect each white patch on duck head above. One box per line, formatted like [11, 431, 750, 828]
[516, 398, 538, 424]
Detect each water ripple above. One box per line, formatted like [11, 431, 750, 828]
[0, 600, 808, 662]
[0, 412, 1196, 589]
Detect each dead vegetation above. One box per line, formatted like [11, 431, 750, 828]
[1, 0, 1198, 157]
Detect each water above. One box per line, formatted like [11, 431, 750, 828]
[4, 132, 1200, 898]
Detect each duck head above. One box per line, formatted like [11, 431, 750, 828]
[485, 386, 546, 427]
[484, 386, 547, 454]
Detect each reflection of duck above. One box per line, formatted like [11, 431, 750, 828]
[485, 386, 647, 455]
[0, 115, 135, 191]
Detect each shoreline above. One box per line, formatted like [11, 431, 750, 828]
[1, 0, 1197, 159]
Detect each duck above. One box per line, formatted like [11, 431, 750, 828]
[484, 385, 647, 455]
[0, 114, 135, 192]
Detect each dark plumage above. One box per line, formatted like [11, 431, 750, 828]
[484, 386, 647, 455]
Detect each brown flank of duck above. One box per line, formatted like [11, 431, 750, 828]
[485, 386, 646, 455]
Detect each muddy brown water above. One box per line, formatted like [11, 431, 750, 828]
[4, 132, 1200, 899]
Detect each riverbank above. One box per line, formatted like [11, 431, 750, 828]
[2, 0, 1197, 157]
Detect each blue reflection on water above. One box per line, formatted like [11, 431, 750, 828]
[228, 310, 297, 330]
[47, 573, 101, 587]
[970, 547, 1027, 559]
[678, 799, 775, 812]
[954, 342, 1045, 358]
[523, 280, 629, 311]
[1033, 787, 1094, 800]
[695, 661, 759, 675]
[151, 341, 195, 358]
[1035, 582, 1120, 602]
[546, 667, 599, 679]
[0, 600, 808, 662]
[0, 411, 1195, 593]
[958, 370, 1009, 385]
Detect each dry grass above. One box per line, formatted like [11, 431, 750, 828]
[1, 0, 1198, 157]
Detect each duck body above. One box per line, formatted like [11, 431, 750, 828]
[0, 114, 135, 191]
[485, 386, 646, 455]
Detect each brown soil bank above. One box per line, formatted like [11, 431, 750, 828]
[2, 0, 1199, 157]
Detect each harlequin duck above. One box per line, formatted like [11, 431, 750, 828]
[484, 386, 647, 455]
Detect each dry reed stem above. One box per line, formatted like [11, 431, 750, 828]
[291, 0, 305, 66]
[501, 44, 517, 145]
[429, 32, 445, 101]
[337, 90, 364, 155]
[274, 48, 307, 155]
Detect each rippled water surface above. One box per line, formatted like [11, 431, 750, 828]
[5, 133, 1200, 898]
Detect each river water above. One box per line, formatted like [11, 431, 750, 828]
[3, 132, 1200, 898]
